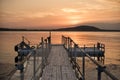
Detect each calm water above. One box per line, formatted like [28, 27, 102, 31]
[0, 31, 120, 65]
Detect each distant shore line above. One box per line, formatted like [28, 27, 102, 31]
[0, 26, 120, 32]
[0, 29, 120, 32]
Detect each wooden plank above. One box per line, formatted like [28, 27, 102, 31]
[41, 45, 77, 80]
[11, 45, 77, 80]
[11, 56, 42, 80]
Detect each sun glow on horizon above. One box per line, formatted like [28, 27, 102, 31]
[0, 0, 120, 29]
[70, 20, 80, 25]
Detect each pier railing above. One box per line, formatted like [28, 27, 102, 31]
[36, 36, 51, 78]
[10, 36, 51, 80]
[79, 43, 105, 64]
[81, 43, 105, 53]
[62, 35, 119, 80]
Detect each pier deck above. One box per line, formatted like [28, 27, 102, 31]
[11, 56, 42, 80]
[10, 35, 118, 80]
[11, 45, 77, 80]
[41, 45, 77, 80]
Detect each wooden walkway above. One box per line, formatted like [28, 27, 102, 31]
[10, 36, 119, 80]
[41, 45, 77, 80]
[11, 57, 41, 80]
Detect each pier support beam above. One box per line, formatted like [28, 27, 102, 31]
[33, 50, 36, 80]
[97, 66, 106, 80]
[82, 52, 85, 80]
[20, 69, 24, 80]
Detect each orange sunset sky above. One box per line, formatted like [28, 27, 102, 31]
[0, 0, 120, 30]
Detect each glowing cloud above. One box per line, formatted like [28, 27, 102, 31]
[61, 8, 79, 13]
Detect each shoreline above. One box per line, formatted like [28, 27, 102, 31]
[0, 30, 120, 32]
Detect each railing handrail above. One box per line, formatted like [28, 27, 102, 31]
[16, 51, 33, 65]
[62, 35, 119, 80]
[11, 35, 51, 80]
[22, 36, 31, 45]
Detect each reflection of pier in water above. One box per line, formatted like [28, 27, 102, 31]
[9, 33, 118, 80]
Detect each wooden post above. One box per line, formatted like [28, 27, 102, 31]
[97, 66, 105, 80]
[33, 50, 36, 80]
[41, 37, 44, 69]
[74, 44, 77, 62]
[49, 31, 51, 44]
[20, 69, 24, 80]
[48, 37, 50, 56]
[22, 36, 24, 42]
[84, 45, 85, 50]
[97, 66, 102, 80]
[62, 36, 64, 46]
[70, 40, 72, 58]
[44, 38, 48, 65]
[82, 51, 85, 80]
[68, 37, 70, 49]
[62, 35, 63, 45]
[96, 43, 100, 61]
[65, 37, 67, 48]
[94, 44, 95, 60]
[45, 39, 48, 58]
[67, 37, 68, 49]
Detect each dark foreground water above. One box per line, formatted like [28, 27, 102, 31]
[0, 31, 120, 79]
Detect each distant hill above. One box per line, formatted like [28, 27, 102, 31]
[82, 22, 120, 30]
[0, 28, 27, 31]
[0, 25, 120, 31]
[53, 25, 102, 31]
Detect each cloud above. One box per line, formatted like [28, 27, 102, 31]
[25, 12, 55, 18]
[0, 11, 24, 23]
[76, 0, 120, 10]
[0, 11, 57, 23]
[61, 8, 80, 13]
[0, 0, 120, 29]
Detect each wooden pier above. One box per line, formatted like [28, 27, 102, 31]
[10, 34, 119, 80]
[41, 45, 77, 80]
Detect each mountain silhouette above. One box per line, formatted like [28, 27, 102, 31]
[54, 25, 102, 31]
[0, 25, 119, 31]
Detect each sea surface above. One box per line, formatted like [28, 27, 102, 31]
[0, 31, 120, 79]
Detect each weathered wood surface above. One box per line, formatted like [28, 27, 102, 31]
[41, 45, 77, 80]
[10, 56, 42, 80]
[10, 57, 34, 80]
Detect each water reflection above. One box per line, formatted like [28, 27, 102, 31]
[0, 31, 120, 65]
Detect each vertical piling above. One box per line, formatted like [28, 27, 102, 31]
[33, 50, 36, 80]
[82, 51, 85, 80]
[94, 44, 95, 60]
[22, 36, 24, 42]
[97, 66, 102, 80]
[74, 44, 77, 62]
[49, 31, 51, 44]
[20, 69, 24, 80]
[41, 37, 44, 70]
